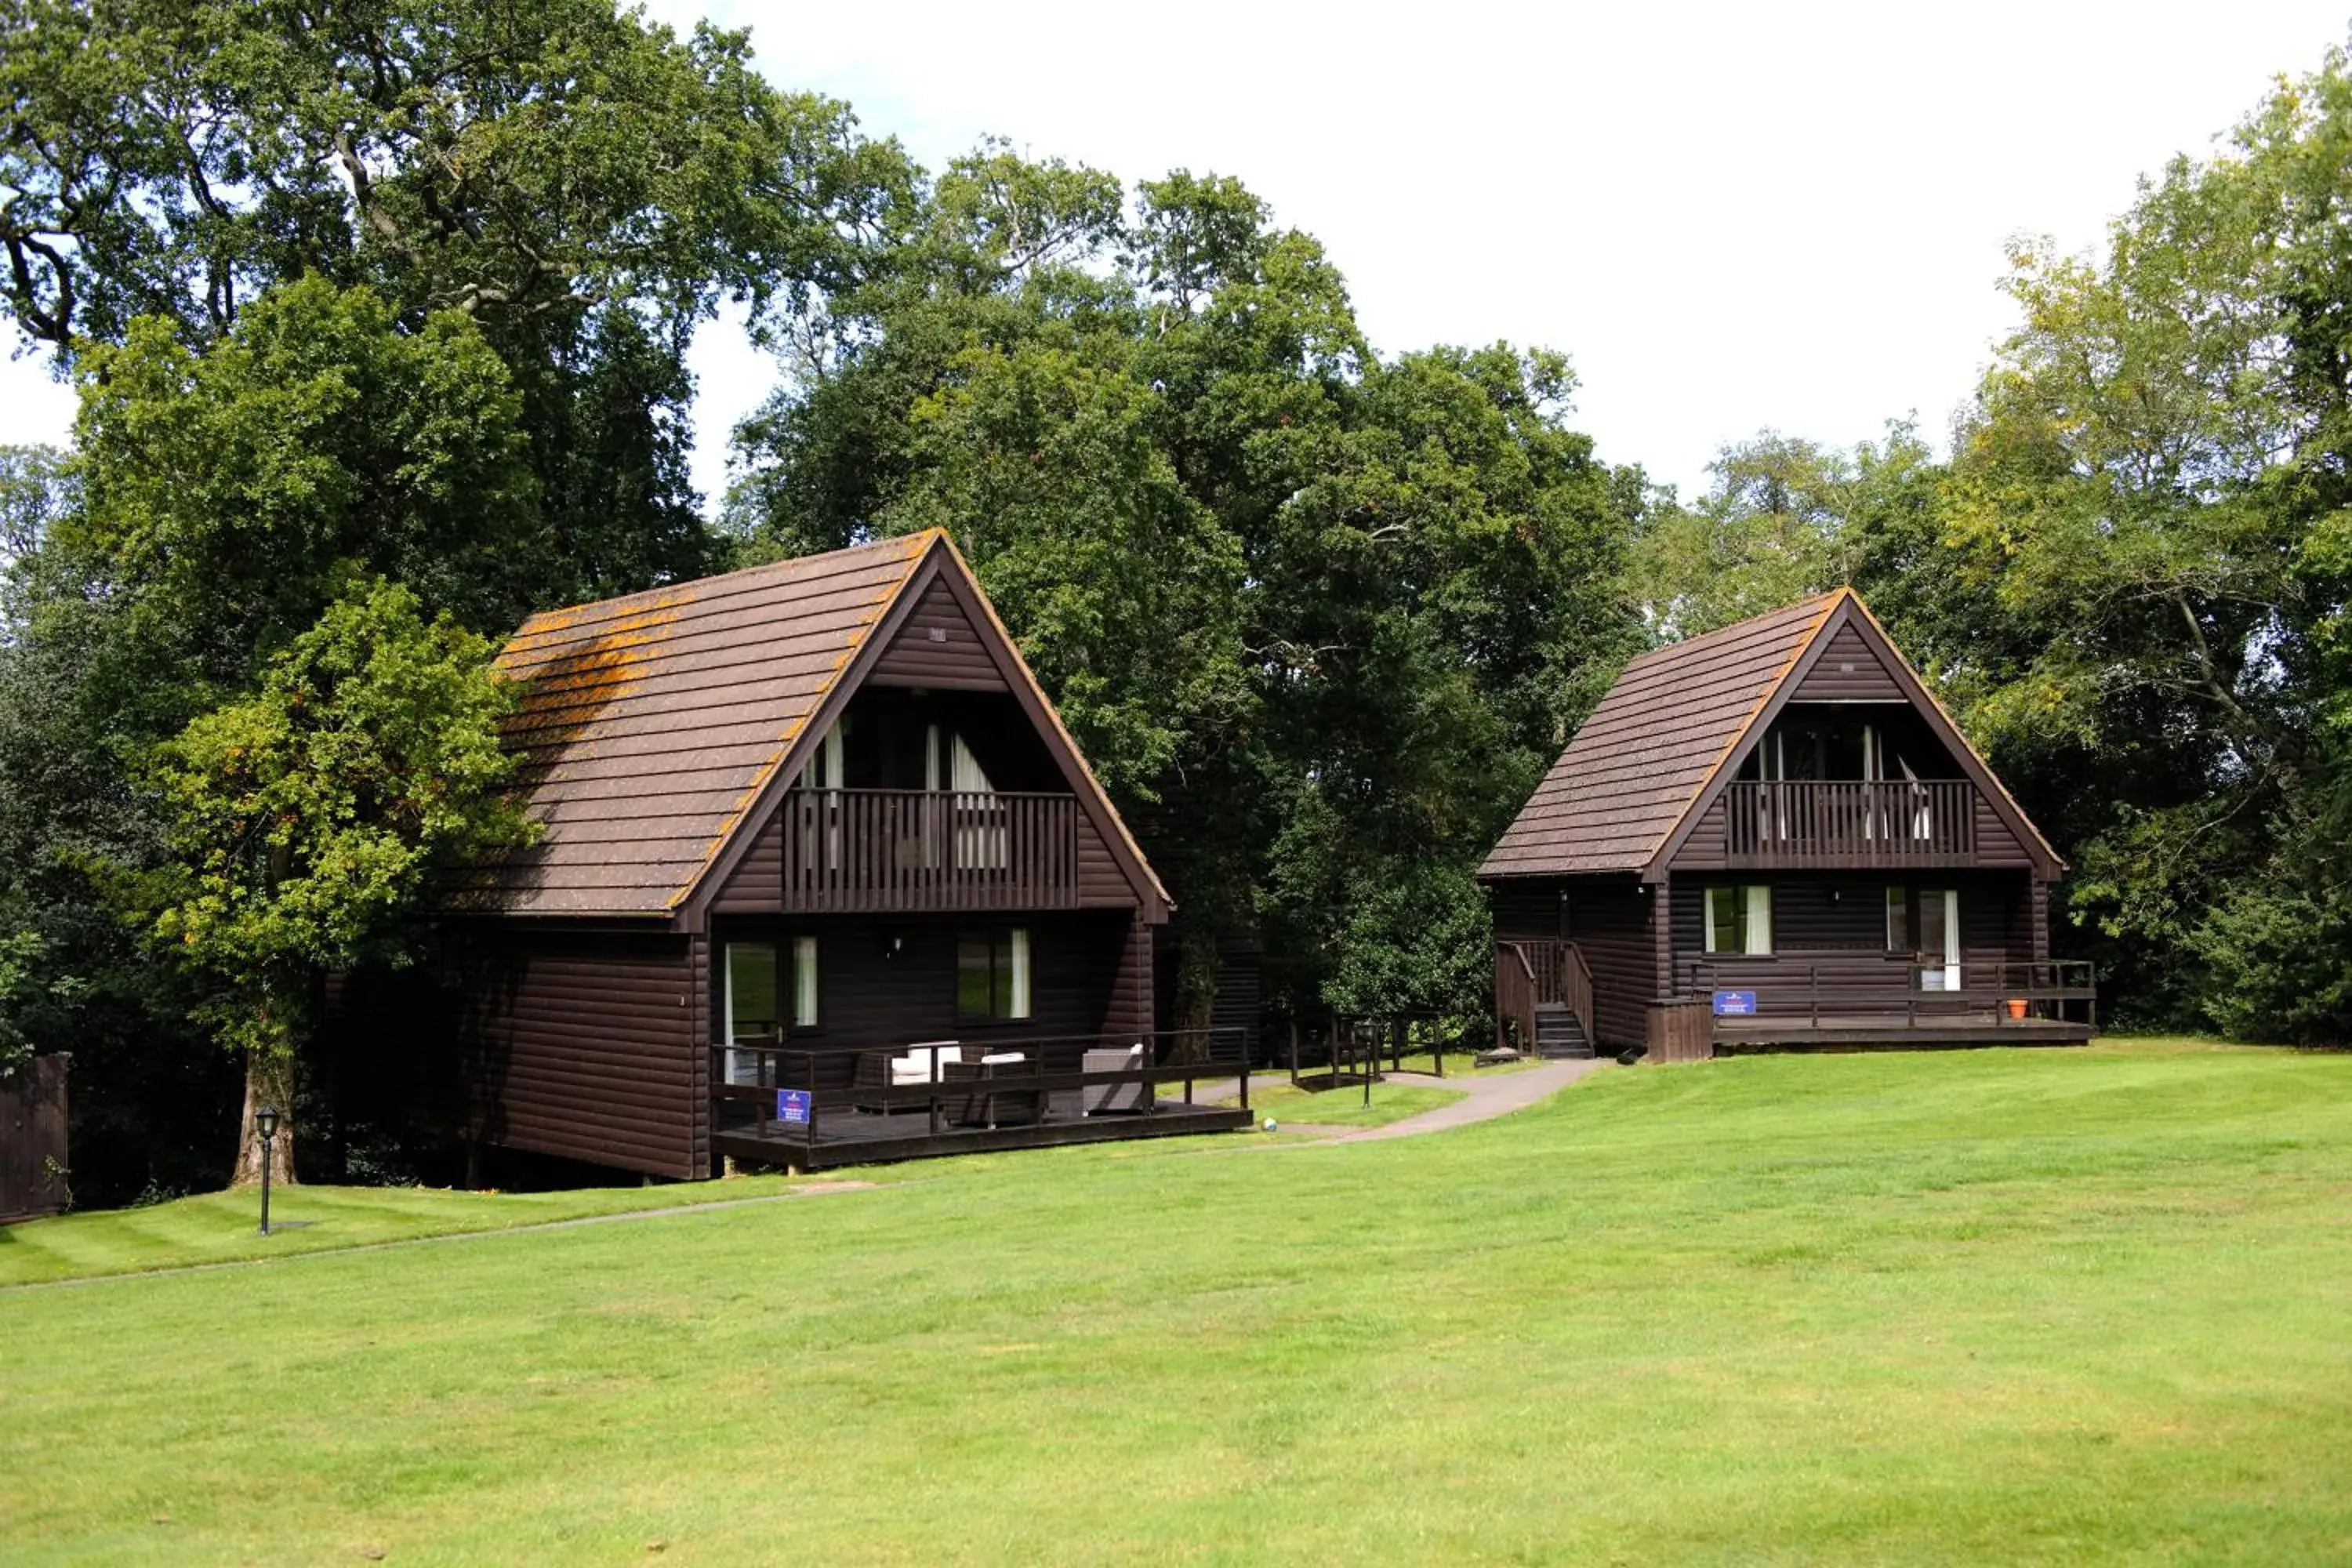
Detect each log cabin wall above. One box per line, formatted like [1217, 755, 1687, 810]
[707, 909, 1145, 1094]
[1665, 869, 2038, 1016]
[452, 927, 706, 1180]
[1490, 874, 1654, 1049]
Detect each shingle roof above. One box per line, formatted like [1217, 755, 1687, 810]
[1479, 593, 1839, 878]
[474, 533, 932, 916]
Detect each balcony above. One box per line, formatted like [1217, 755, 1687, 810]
[776, 789, 1080, 913]
[1721, 779, 1976, 867]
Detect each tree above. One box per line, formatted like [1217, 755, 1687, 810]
[0, 0, 915, 600]
[140, 578, 532, 1184]
[730, 151, 1644, 1035]
[0, 275, 548, 1193]
[66, 277, 541, 671]
[0, 445, 72, 583]
[1882, 46, 2352, 1039]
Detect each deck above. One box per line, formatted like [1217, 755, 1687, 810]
[712, 1031, 1256, 1171]
[1711, 1012, 2095, 1051]
[715, 1097, 1251, 1171]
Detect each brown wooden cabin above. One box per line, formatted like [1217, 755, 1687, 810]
[340, 532, 1247, 1179]
[1479, 590, 2095, 1062]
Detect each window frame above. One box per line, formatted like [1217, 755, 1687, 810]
[720, 933, 822, 1047]
[956, 926, 1034, 1024]
[1702, 885, 1773, 956]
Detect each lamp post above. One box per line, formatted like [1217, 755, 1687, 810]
[254, 1105, 280, 1236]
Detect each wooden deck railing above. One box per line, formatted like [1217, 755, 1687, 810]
[777, 789, 1080, 912]
[1722, 780, 1976, 865]
[1690, 959, 2096, 1031]
[713, 1028, 1251, 1155]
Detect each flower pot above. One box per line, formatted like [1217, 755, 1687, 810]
[2005, 998, 2029, 1021]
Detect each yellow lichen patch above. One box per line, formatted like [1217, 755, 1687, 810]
[501, 596, 688, 755]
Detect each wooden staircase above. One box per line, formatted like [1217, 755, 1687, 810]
[1496, 938, 1595, 1059]
[1532, 1003, 1592, 1059]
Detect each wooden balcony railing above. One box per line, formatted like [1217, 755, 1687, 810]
[1722, 780, 1976, 865]
[776, 789, 1080, 913]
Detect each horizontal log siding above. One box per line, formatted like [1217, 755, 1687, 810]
[690, 928, 712, 1174]
[1668, 869, 2038, 1017]
[1677, 798, 1729, 870]
[1489, 885, 1562, 942]
[462, 930, 702, 1178]
[1791, 622, 1904, 702]
[709, 812, 782, 916]
[1077, 813, 1136, 907]
[866, 578, 1007, 691]
[1490, 875, 1651, 1049]
[1972, 793, 2031, 867]
[1104, 917, 1154, 1043]
[712, 911, 1141, 1094]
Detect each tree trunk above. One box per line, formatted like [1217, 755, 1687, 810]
[230, 1050, 297, 1189]
[1171, 924, 1221, 1065]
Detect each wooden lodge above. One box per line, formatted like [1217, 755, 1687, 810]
[1479, 590, 2094, 1061]
[340, 532, 1249, 1179]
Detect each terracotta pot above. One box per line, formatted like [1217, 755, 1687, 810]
[2005, 997, 2029, 1021]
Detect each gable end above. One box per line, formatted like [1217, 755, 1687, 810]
[1790, 622, 1904, 702]
[867, 578, 1007, 691]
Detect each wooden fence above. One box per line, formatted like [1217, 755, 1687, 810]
[1, 1052, 70, 1224]
[1645, 1001, 1713, 1064]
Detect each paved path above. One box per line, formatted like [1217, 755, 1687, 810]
[1188, 1058, 1610, 1142]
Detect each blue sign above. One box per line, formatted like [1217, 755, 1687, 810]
[776, 1089, 811, 1126]
[1712, 989, 1759, 1018]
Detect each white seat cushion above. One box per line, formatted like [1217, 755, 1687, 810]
[979, 1052, 1027, 1065]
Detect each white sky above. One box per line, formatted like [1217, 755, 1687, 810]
[5, 2, 2347, 507]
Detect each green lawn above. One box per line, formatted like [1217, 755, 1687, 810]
[0, 1174, 837, 1287]
[1221, 1080, 1465, 1127]
[4, 1039, 2350, 1563]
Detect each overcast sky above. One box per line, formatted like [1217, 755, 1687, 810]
[5, 2, 2348, 507]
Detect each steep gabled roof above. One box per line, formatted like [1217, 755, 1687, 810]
[473, 531, 1168, 920]
[1479, 589, 2063, 880]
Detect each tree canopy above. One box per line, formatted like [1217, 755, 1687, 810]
[728, 151, 1644, 1028]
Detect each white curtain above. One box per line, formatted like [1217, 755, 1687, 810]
[952, 734, 1006, 869]
[791, 935, 819, 1027]
[1007, 927, 1033, 1019]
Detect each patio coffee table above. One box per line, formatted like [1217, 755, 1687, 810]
[941, 1052, 1040, 1129]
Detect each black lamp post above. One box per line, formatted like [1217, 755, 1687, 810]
[254, 1105, 280, 1236]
